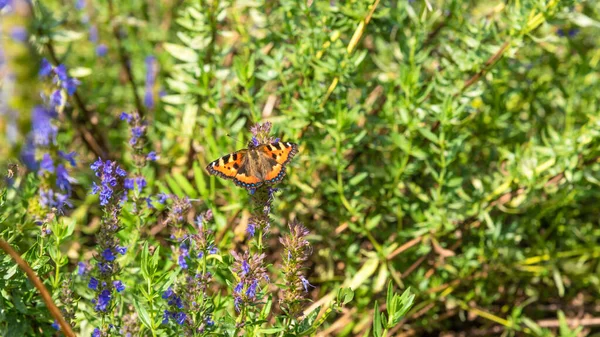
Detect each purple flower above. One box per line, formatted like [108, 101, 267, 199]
[95, 289, 111, 311]
[167, 294, 183, 309]
[89, 25, 98, 43]
[63, 78, 80, 95]
[92, 328, 101, 337]
[99, 188, 113, 206]
[39, 59, 53, 77]
[205, 316, 214, 327]
[31, 106, 57, 146]
[113, 280, 125, 293]
[300, 276, 314, 292]
[115, 166, 127, 177]
[251, 137, 259, 147]
[162, 310, 171, 324]
[0, 0, 11, 11]
[247, 223, 255, 237]
[124, 178, 134, 190]
[56, 164, 72, 193]
[20, 140, 38, 171]
[91, 182, 100, 194]
[146, 151, 157, 161]
[39, 189, 72, 211]
[88, 277, 99, 290]
[143, 56, 157, 107]
[175, 312, 186, 325]
[58, 151, 77, 166]
[246, 279, 258, 298]
[39, 154, 54, 174]
[178, 245, 189, 269]
[97, 262, 111, 273]
[51, 320, 60, 330]
[116, 246, 127, 255]
[50, 89, 63, 108]
[77, 262, 87, 276]
[234, 282, 243, 294]
[53, 64, 68, 82]
[91, 159, 128, 205]
[96, 44, 108, 57]
[75, 0, 85, 10]
[145, 56, 157, 85]
[144, 90, 154, 109]
[568, 28, 580, 37]
[162, 287, 174, 299]
[135, 177, 146, 193]
[130, 126, 144, 145]
[145, 197, 154, 209]
[102, 248, 116, 261]
[157, 193, 169, 204]
[91, 158, 103, 172]
[10, 26, 27, 42]
[242, 260, 250, 275]
[119, 112, 131, 121]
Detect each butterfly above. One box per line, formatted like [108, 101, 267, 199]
[206, 141, 298, 189]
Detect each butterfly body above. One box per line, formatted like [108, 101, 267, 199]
[207, 141, 298, 189]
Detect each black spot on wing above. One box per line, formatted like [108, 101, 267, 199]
[222, 154, 231, 163]
[237, 162, 248, 175]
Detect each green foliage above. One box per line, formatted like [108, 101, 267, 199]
[1, 0, 600, 336]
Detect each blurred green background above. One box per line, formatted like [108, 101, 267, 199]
[2, 0, 600, 335]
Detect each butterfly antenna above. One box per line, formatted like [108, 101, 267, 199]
[225, 133, 245, 146]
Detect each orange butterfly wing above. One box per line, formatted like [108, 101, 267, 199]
[206, 150, 264, 188]
[259, 142, 298, 183]
[207, 142, 298, 189]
